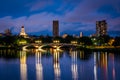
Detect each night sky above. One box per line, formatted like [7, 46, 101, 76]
[0, 0, 120, 36]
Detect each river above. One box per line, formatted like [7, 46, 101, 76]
[0, 49, 120, 80]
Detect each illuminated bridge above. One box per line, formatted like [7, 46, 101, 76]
[22, 43, 78, 51]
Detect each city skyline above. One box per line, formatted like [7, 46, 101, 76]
[0, 0, 120, 36]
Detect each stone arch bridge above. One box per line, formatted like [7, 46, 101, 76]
[22, 43, 78, 51]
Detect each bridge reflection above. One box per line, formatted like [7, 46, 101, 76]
[53, 49, 61, 80]
[20, 50, 27, 80]
[17, 49, 117, 80]
[70, 50, 78, 80]
[35, 50, 43, 80]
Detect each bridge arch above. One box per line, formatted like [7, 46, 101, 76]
[22, 43, 77, 51]
[22, 43, 39, 51]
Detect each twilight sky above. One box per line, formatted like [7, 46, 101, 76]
[0, 0, 120, 36]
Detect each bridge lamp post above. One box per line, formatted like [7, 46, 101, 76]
[53, 40, 60, 50]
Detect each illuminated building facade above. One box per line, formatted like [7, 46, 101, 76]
[96, 20, 107, 36]
[20, 26, 28, 38]
[80, 32, 83, 37]
[53, 20, 59, 37]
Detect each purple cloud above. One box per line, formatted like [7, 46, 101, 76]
[108, 17, 120, 31]
[0, 12, 61, 34]
[0, 16, 14, 32]
[27, 0, 53, 12]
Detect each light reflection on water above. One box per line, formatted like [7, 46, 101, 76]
[0, 49, 120, 80]
[94, 52, 97, 80]
[70, 50, 78, 80]
[35, 50, 43, 80]
[53, 49, 61, 80]
[20, 51, 27, 80]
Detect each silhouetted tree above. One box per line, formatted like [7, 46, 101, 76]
[63, 35, 74, 43]
[113, 37, 120, 46]
[3, 36, 16, 46]
[78, 36, 92, 45]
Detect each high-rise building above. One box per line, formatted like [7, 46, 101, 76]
[20, 26, 28, 38]
[96, 20, 107, 36]
[53, 20, 59, 37]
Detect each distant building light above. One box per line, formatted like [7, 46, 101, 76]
[93, 38, 96, 41]
[62, 34, 68, 38]
[35, 40, 42, 44]
[19, 40, 27, 45]
[80, 32, 83, 37]
[53, 40, 60, 43]
[71, 41, 77, 44]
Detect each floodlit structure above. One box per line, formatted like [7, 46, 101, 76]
[20, 26, 28, 38]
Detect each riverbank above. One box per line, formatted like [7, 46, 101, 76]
[0, 46, 20, 50]
[76, 45, 120, 52]
[0, 45, 120, 51]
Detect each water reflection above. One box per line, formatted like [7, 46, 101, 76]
[53, 49, 61, 80]
[20, 51, 27, 80]
[35, 50, 43, 80]
[79, 50, 92, 60]
[79, 50, 84, 59]
[109, 53, 116, 80]
[94, 52, 97, 80]
[0, 49, 120, 80]
[0, 49, 19, 59]
[94, 52, 108, 80]
[70, 50, 78, 80]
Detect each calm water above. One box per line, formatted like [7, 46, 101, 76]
[0, 49, 120, 80]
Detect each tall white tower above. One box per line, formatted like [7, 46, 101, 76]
[80, 32, 83, 37]
[20, 26, 27, 38]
